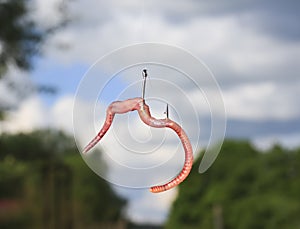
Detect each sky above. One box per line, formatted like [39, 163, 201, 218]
[1, 0, 300, 224]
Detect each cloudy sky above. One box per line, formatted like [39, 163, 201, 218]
[1, 0, 300, 224]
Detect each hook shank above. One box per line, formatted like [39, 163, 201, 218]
[142, 69, 147, 100]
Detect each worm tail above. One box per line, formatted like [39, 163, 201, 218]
[83, 98, 141, 154]
[83, 112, 114, 153]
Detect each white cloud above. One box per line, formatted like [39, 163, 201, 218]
[1, 96, 49, 133]
[30, 0, 67, 29]
[0, 81, 17, 108]
[51, 95, 74, 133]
[39, 2, 300, 91]
[0, 66, 34, 109]
[223, 82, 300, 120]
[1, 94, 78, 135]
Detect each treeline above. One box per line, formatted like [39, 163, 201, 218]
[0, 130, 126, 228]
[1, 130, 300, 229]
[166, 140, 300, 229]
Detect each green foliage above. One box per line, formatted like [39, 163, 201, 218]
[65, 154, 126, 223]
[0, 0, 65, 119]
[0, 0, 42, 73]
[0, 129, 74, 161]
[0, 129, 126, 228]
[165, 140, 300, 229]
[0, 155, 27, 198]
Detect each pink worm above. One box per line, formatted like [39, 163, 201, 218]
[83, 97, 193, 193]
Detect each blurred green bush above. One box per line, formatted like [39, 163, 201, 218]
[166, 140, 300, 229]
[0, 129, 126, 228]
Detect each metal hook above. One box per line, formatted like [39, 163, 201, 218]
[164, 104, 169, 119]
[142, 69, 147, 100]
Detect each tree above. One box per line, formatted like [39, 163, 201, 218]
[0, 0, 68, 74]
[0, 0, 40, 74]
[0, 130, 126, 228]
[0, 0, 67, 118]
[165, 140, 300, 229]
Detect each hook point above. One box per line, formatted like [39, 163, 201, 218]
[143, 69, 147, 78]
[164, 104, 169, 118]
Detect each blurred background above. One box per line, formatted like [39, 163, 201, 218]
[0, 0, 300, 228]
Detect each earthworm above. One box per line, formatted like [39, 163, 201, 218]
[83, 97, 193, 193]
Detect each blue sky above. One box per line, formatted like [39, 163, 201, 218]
[1, 0, 300, 224]
[31, 59, 87, 106]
